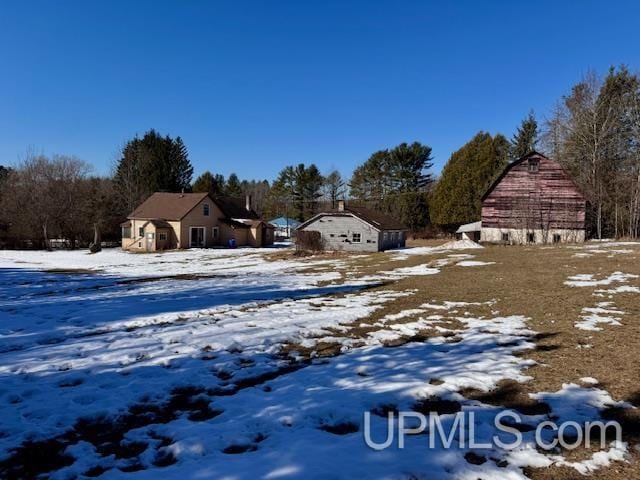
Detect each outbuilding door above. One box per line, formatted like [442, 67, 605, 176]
[189, 227, 205, 248]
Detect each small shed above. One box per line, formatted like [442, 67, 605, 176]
[268, 216, 301, 239]
[296, 201, 408, 252]
[455, 221, 482, 242]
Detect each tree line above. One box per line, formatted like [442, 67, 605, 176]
[1, 65, 639, 248]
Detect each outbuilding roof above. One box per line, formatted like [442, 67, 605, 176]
[455, 221, 482, 233]
[268, 216, 301, 228]
[297, 205, 408, 231]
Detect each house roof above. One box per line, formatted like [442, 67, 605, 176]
[129, 192, 210, 221]
[212, 196, 260, 220]
[148, 219, 172, 229]
[297, 205, 408, 231]
[128, 192, 260, 221]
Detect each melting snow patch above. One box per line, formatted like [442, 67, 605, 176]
[439, 239, 484, 250]
[580, 377, 599, 385]
[556, 442, 628, 475]
[456, 260, 496, 267]
[565, 272, 639, 287]
[576, 302, 625, 331]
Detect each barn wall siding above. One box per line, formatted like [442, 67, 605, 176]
[481, 154, 586, 243]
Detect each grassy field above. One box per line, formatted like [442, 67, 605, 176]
[278, 239, 640, 479]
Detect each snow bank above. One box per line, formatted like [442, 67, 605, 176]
[438, 239, 484, 250]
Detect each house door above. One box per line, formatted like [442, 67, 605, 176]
[146, 232, 154, 251]
[190, 227, 205, 248]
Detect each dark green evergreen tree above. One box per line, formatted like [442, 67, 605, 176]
[114, 129, 193, 213]
[510, 111, 538, 160]
[192, 171, 223, 196]
[430, 132, 509, 228]
[225, 173, 243, 196]
[269, 163, 324, 221]
[349, 141, 433, 229]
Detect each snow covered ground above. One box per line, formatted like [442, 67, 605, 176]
[0, 247, 632, 479]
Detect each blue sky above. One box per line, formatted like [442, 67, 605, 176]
[1, 1, 639, 181]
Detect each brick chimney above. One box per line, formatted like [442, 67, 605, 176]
[245, 194, 252, 211]
[337, 199, 345, 211]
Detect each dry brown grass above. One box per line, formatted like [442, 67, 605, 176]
[282, 240, 640, 478]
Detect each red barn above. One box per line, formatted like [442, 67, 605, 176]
[480, 151, 586, 244]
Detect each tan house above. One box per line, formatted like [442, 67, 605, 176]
[121, 192, 275, 251]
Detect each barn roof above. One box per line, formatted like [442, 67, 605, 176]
[297, 205, 408, 231]
[480, 151, 584, 202]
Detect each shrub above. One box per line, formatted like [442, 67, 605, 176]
[295, 230, 324, 253]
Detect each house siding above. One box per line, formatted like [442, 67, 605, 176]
[177, 198, 223, 248]
[123, 193, 274, 251]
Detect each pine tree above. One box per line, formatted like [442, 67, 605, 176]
[323, 170, 346, 208]
[225, 173, 243, 196]
[510, 111, 538, 160]
[269, 164, 324, 221]
[430, 132, 509, 228]
[114, 129, 193, 213]
[302, 164, 324, 218]
[349, 142, 433, 229]
[192, 171, 223, 196]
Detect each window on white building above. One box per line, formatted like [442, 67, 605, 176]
[352, 233, 361, 243]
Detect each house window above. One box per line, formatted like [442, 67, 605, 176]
[158, 232, 167, 241]
[138, 227, 144, 238]
[528, 159, 539, 173]
[502, 232, 510, 242]
[527, 232, 535, 243]
[203, 203, 210, 216]
[553, 234, 561, 244]
[122, 227, 131, 238]
[212, 227, 219, 240]
[383, 232, 388, 241]
[352, 233, 361, 243]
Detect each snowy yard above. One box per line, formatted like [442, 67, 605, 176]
[0, 242, 638, 479]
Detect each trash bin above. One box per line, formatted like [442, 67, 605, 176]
[228, 238, 237, 248]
